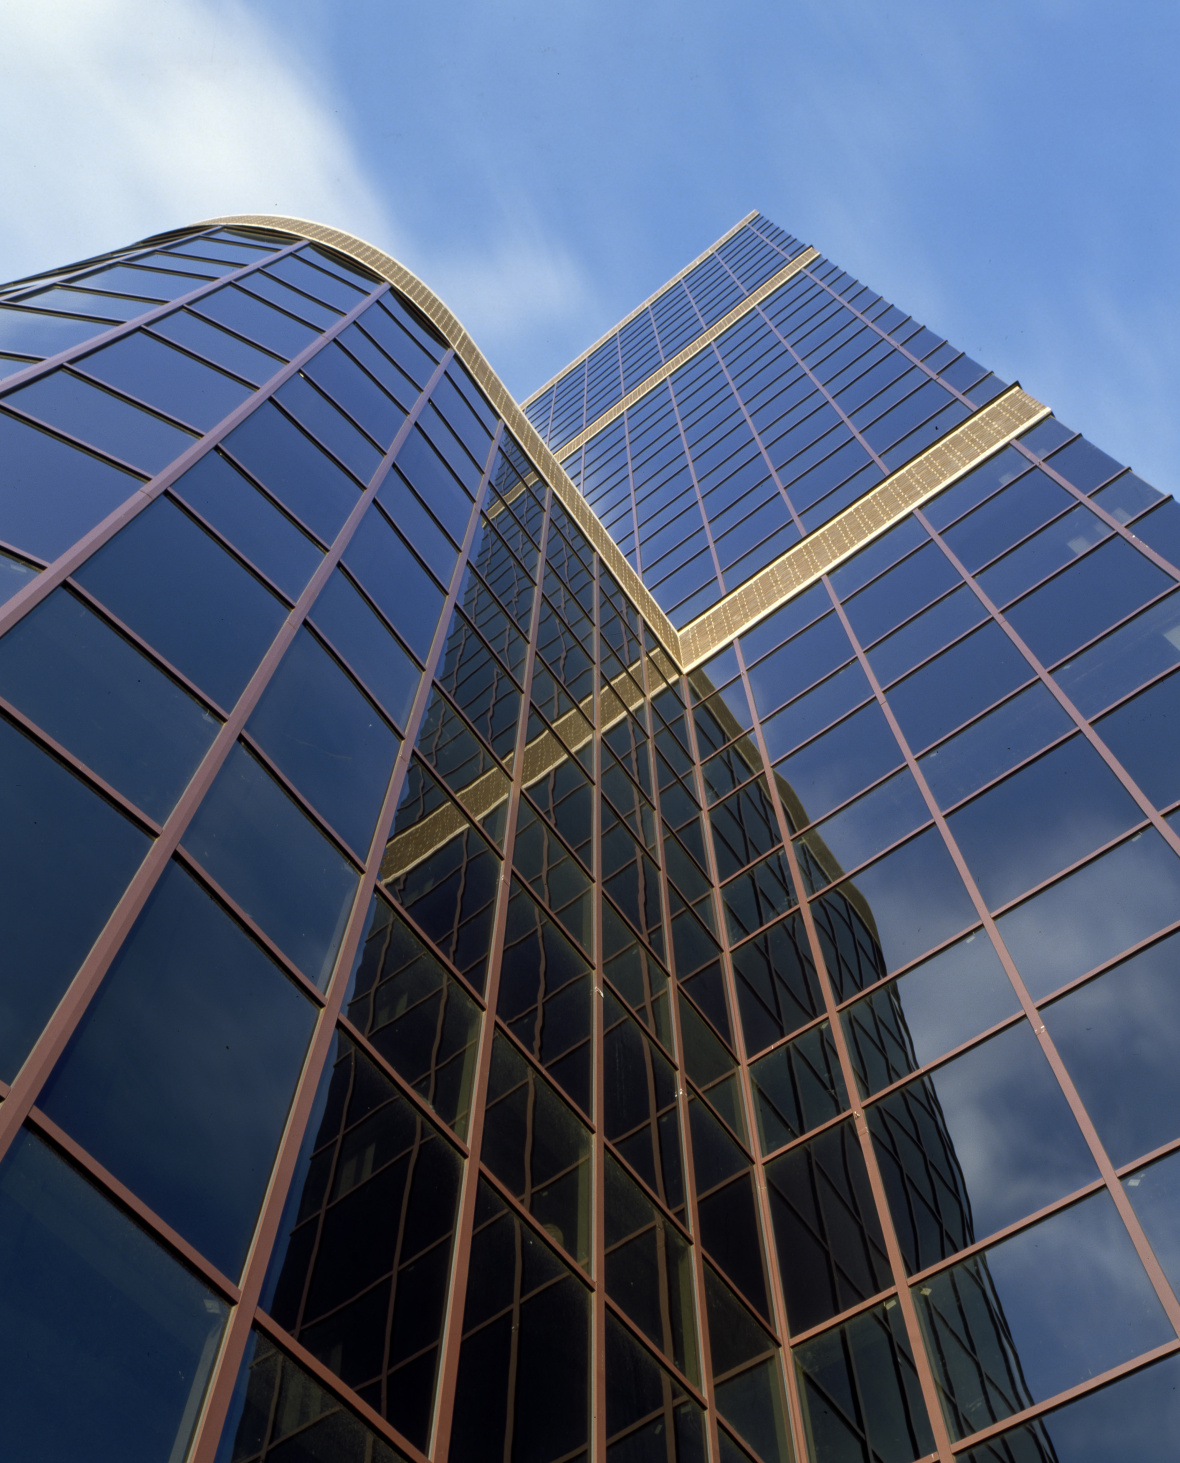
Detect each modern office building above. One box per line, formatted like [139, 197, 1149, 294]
[1, 210, 1179, 1463]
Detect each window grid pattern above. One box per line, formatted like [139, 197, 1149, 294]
[0, 219, 1178, 1463]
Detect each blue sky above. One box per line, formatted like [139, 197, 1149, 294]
[1, 0, 1176, 491]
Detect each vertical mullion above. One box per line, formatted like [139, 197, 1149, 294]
[680, 666, 810, 1463]
[430, 472, 555, 1463]
[185, 352, 479, 1463]
[729, 632, 958, 1463]
[591, 556, 608, 1463]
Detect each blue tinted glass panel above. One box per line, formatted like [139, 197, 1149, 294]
[1054, 589, 1180, 717]
[151, 309, 281, 386]
[0, 372, 142, 562]
[0, 306, 112, 359]
[223, 399, 360, 544]
[275, 373, 382, 482]
[74, 497, 288, 710]
[169, 450, 323, 601]
[919, 682, 1073, 809]
[1095, 668, 1180, 810]
[308, 569, 422, 729]
[0, 548, 37, 604]
[343, 504, 446, 661]
[774, 701, 902, 824]
[0, 1131, 227, 1462]
[886, 622, 1033, 752]
[193, 285, 320, 358]
[78, 331, 252, 432]
[0, 588, 219, 821]
[182, 741, 359, 987]
[247, 627, 399, 855]
[40, 861, 315, 1278]
[948, 737, 1141, 908]
[303, 340, 406, 450]
[0, 715, 151, 1078]
[4, 370, 196, 473]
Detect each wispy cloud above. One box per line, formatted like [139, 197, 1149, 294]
[0, 0, 400, 278]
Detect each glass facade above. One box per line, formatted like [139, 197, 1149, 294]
[0, 212, 1178, 1463]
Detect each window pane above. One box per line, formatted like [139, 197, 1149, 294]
[343, 503, 447, 661]
[247, 626, 399, 856]
[182, 741, 359, 987]
[39, 861, 315, 1277]
[308, 569, 422, 730]
[0, 1131, 228, 1462]
[916, 1193, 1170, 1440]
[223, 399, 361, 544]
[74, 496, 288, 711]
[1095, 667, 1180, 810]
[0, 715, 151, 1078]
[151, 308, 282, 386]
[5, 369, 196, 473]
[0, 587, 220, 821]
[0, 409, 141, 560]
[79, 331, 252, 431]
[886, 621, 1032, 752]
[0, 305, 114, 359]
[169, 450, 324, 602]
[193, 284, 320, 358]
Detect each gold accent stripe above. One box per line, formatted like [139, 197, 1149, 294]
[196, 218, 1050, 681]
[550, 247, 820, 464]
[522, 210, 761, 407]
[676, 385, 1049, 667]
[199, 214, 682, 656]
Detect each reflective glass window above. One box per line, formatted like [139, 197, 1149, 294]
[151, 308, 282, 386]
[343, 503, 446, 661]
[947, 736, 1141, 908]
[40, 861, 314, 1277]
[0, 410, 142, 560]
[871, 1021, 1095, 1271]
[605, 1314, 706, 1463]
[977, 503, 1111, 607]
[886, 622, 1032, 752]
[941, 467, 1070, 570]
[799, 768, 929, 885]
[182, 741, 359, 987]
[842, 541, 959, 646]
[169, 449, 324, 601]
[1095, 667, 1180, 809]
[732, 914, 825, 1055]
[922, 445, 1032, 531]
[0, 305, 115, 360]
[308, 568, 422, 729]
[916, 1193, 1171, 1440]
[262, 1031, 461, 1448]
[842, 931, 1018, 1097]
[74, 496, 288, 710]
[223, 399, 360, 543]
[0, 1131, 228, 1462]
[1054, 587, 1180, 716]
[773, 700, 903, 825]
[703, 1266, 791, 1463]
[750, 1021, 848, 1152]
[794, 1299, 934, 1463]
[303, 338, 406, 449]
[0, 587, 219, 821]
[275, 372, 383, 482]
[79, 330, 252, 431]
[866, 584, 987, 686]
[5, 369, 196, 472]
[1046, 931, 1180, 1165]
[918, 681, 1073, 809]
[0, 714, 151, 1078]
[1006, 536, 1172, 667]
[247, 626, 399, 856]
[746, 612, 854, 719]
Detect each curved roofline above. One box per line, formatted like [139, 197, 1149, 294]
[197, 213, 682, 653]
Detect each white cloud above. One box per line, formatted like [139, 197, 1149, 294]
[0, 0, 401, 280]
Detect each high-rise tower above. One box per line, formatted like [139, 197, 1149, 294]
[1, 212, 1179, 1463]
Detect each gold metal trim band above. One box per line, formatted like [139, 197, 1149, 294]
[200, 214, 682, 656]
[196, 218, 1048, 683]
[522, 210, 761, 407]
[676, 385, 1049, 667]
[549, 247, 820, 465]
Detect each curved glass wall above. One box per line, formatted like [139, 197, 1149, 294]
[0, 217, 1178, 1463]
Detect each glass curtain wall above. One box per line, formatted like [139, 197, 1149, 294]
[0, 217, 1179, 1463]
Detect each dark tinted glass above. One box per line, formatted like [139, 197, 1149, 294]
[5, 369, 196, 472]
[151, 308, 282, 385]
[215, 1330, 410, 1463]
[309, 568, 422, 728]
[79, 330, 252, 431]
[247, 627, 399, 855]
[866, 584, 986, 685]
[343, 504, 446, 661]
[194, 284, 320, 357]
[223, 399, 360, 543]
[871, 1021, 1096, 1272]
[0, 715, 150, 1078]
[1054, 588, 1180, 717]
[886, 621, 1032, 752]
[40, 861, 314, 1277]
[947, 737, 1141, 908]
[1095, 667, 1180, 810]
[794, 1300, 935, 1463]
[0, 588, 219, 821]
[0, 409, 141, 559]
[303, 339, 406, 449]
[169, 450, 323, 601]
[916, 1193, 1170, 1440]
[74, 496, 288, 710]
[773, 701, 902, 825]
[182, 741, 359, 986]
[1045, 932, 1180, 1165]
[275, 373, 382, 482]
[842, 542, 960, 645]
[0, 1131, 228, 1462]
